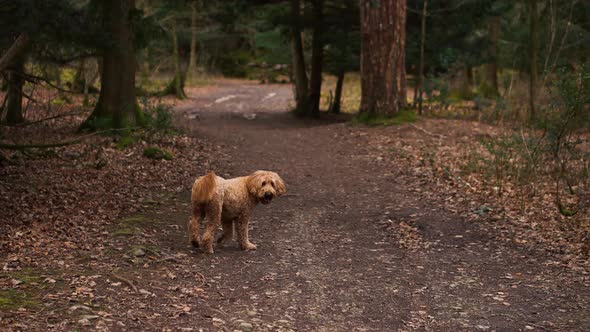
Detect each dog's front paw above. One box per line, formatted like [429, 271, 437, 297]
[241, 242, 257, 251]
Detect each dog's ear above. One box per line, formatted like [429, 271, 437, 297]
[246, 171, 262, 196]
[273, 173, 286, 196]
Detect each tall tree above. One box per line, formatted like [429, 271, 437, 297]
[528, 0, 538, 121]
[306, 0, 325, 117]
[187, 1, 199, 81]
[81, 0, 142, 130]
[161, 14, 187, 99]
[290, 0, 308, 115]
[360, 0, 407, 116]
[486, 15, 501, 96]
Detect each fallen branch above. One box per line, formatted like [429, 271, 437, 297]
[0, 127, 138, 150]
[409, 124, 447, 139]
[111, 272, 138, 293]
[14, 111, 88, 127]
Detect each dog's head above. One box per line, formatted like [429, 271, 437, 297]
[246, 170, 286, 204]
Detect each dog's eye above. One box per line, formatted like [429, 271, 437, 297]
[270, 181, 275, 188]
[261, 181, 266, 186]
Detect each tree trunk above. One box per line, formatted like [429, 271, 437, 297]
[80, 0, 141, 130]
[330, 71, 345, 114]
[306, 0, 324, 117]
[486, 15, 500, 96]
[169, 15, 186, 99]
[360, 0, 407, 116]
[187, 1, 198, 81]
[290, 0, 309, 115]
[528, 0, 538, 121]
[5, 56, 25, 125]
[416, 0, 427, 114]
[461, 64, 474, 97]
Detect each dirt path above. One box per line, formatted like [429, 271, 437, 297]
[164, 81, 590, 331]
[6, 81, 588, 331]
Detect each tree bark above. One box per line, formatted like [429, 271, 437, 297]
[187, 1, 198, 81]
[290, 0, 309, 115]
[80, 0, 141, 130]
[330, 71, 345, 114]
[5, 56, 25, 125]
[486, 15, 500, 96]
[528, 0, 538, 121]
[416, 0, 427, 114]
[306, 0, 324, 117]
[360, 0, 407, 116]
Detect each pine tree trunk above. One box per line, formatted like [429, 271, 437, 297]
[330, 71, 345, 114]
[307, 0, 324, 117]
[290, 0, 308, 115]
[528, 0, 538, 121]
[187, 2, 198, 81]
[80, 0, 141, 130]
[5, 56, 25, 125]
[73, 58, 87, 93]
[486, 15, 500, 96]
[360, 0, 407, 116]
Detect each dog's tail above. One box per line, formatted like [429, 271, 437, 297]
[193, 171, 217, 204]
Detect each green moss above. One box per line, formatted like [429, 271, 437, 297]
[113, 215, 154, 236]
[116, 136, 137, 150]
[0, 290, 38, 310]
[143, 146, 173, 160]
[354, 110, 418, 126]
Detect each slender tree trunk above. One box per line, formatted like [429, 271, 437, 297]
[187, 1, 198, 81]
[416, 0, 427, 114]
[80, 0, 141, 130]
[5, 56, 25, 125]
[172, 16, 186, 99]
[307, 0, 324, 117]
[161, 16, 186, 99]
[528, 0, 538, 121]
[486, 15, 500, 95]
[330, 71, 345, 114]
[462, 64, 474, 97]
[290, 0, 308, 115]
[360, 0, 407, 116]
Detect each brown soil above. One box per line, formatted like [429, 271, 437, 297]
[1, 80, 589, 331]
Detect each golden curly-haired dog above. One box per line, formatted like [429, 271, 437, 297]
[189, 170, 286, 254]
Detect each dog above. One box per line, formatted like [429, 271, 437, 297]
[189, 170, 286, 254]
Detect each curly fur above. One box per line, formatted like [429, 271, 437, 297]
[189, 170, 286, 254]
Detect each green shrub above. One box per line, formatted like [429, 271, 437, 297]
[143, 146, 173, 160]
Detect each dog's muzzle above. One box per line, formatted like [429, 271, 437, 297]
[261, 192, 273, 204]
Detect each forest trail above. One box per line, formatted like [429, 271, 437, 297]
[9, 81, 587, 331]
[154, 80, 588, 331]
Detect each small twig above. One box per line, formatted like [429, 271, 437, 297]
[111, 272, 138, 293]
[409, 124, 447, 139]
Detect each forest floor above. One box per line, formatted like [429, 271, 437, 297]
[1, 80, 590, 331]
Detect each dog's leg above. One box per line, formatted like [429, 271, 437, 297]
[201, 202, 222, 254]
[188, 205, 203, 248]
[217, 219, 234, 245]
[236, 213, 257, 250]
